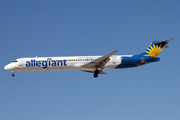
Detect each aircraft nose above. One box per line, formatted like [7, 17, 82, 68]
[4, 64, 12, 71]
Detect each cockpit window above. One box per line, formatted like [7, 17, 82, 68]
[12, 60, 18, 62]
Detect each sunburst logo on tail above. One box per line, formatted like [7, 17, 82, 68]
[144, 43, 163, 57]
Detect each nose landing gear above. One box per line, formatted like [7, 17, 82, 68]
[12, 71, 15, 77]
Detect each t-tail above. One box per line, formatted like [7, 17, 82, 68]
[120, 38, 173, 66]
[140, 38, 173, 57]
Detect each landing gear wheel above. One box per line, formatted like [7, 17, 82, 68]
[94, 69, 99, 78]
[94, 73, 98, 78]
[94, 70, 99, 74]
[12, 73, 15, 77]
[12, 71, 15, 77]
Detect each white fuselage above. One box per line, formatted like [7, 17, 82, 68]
[4, 55, 132, 72]
[4, 39, 172, 77]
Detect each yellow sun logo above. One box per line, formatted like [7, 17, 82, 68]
[144, 43, 163, 57]
[47, 58, 52, 61]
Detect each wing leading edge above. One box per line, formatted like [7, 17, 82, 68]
[81, 50, 118, 69]
[81, 50, 118, 76]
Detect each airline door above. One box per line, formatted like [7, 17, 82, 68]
[19, 59, 23, 66]
[112, 57, 116, 64]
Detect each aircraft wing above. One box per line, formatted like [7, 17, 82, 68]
[81, 50, 118, 69]
[81, 70, 107, 74]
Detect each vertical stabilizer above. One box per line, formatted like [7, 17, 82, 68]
[140, 38, 173, 57]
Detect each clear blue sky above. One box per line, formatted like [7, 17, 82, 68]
[1, 0, 180, 120]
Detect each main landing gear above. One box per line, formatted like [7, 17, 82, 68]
[93, 69, 99, 78]
[12, 71, 15, 77]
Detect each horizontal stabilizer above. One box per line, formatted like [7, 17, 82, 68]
[140, 38, 173, 57]
[154, 38, 173, 45]
[154, 38, 173, 49]
[163, 44, 169, 48]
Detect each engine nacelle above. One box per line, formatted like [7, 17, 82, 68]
[121, 56, 160, 64]
[121, 56, 143, 64]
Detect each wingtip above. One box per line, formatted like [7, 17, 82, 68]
[114, 50, 118, 52]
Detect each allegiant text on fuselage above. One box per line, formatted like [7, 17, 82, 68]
[26, 59, 67, 68]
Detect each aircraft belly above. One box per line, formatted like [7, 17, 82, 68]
[15, 64, 80, 72]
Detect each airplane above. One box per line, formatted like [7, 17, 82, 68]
[4, 38, 173, 78]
